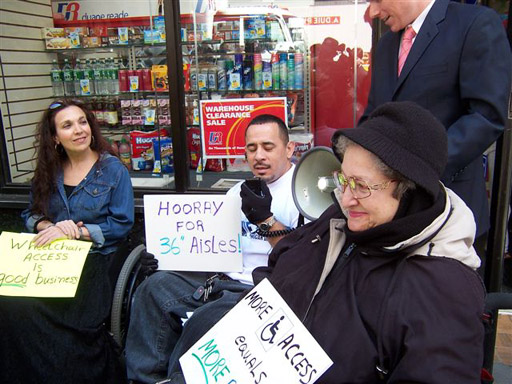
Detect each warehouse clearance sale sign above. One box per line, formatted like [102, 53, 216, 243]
[200, 97, 287, 159]
[144, 194, 242, 272]
[180, 278, 333, 384]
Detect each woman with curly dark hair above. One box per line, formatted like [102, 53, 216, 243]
[0, 99, 134, 383]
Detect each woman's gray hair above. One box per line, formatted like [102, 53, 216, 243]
[333, 135, 416, 199]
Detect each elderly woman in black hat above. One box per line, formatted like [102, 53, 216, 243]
[253, 101, 484, 383]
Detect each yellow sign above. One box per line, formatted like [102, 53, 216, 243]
[0, 231, 91, 297]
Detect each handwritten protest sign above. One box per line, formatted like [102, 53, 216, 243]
[180, 278, 333, 384]
[200, 97, 287, 158]
[144, 194, 242, 272]
[0, 231, 91, 297]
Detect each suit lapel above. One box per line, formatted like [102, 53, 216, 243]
[394, 0, 449, 94]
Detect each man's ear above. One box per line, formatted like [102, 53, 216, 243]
[286, 141, 295, 160]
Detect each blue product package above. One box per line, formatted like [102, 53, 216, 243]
[152, 137, 174, 173]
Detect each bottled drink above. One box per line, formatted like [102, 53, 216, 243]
[262, 60, 272, 90]
[294, 52, 304, 90]
[208, 65, 218, 91]
[62, 58, 75, 96]
[217, 60, 226, 91]
[118, 138, 132, 170]
[279, 53, 288, 90]
[253, 53, 262, 90]
[243, 55, 253, 90]
[109, 58, 120, 94]
[100, 59, 109, 95]
[73, 59, 84, 95]
[287, 53, 295, 90]
[104, 96, 119, 128]
[83, 59, 95, 95]
[271, 53, 280, 91]
[50, 59, 64, 97]
[92, 59, 103, 95]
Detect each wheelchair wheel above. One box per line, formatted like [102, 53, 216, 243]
[111, 244, 145, 347]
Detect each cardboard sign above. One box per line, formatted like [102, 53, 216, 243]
[200, 97, 287, 159]
[180, 278, 333, 384]
[144, 195, 242, 272]
[0, 231, 91, 297]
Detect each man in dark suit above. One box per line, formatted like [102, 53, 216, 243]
[362, 0, 511, 267]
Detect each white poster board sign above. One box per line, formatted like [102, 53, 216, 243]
[180, 278, 333, 384]
[144, 194, 242, 272]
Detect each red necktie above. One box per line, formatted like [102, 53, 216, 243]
[398, 26, 416, 76]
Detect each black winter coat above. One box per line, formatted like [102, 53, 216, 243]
[253, 190, 485, 384]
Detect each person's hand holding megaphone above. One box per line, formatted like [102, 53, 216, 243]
[240, 178, 273, 225]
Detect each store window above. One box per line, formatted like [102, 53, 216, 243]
[179, 0, 372, 191]
[0, 0, 371, 194]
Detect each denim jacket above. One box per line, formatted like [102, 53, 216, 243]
[22, 152, 134, 255]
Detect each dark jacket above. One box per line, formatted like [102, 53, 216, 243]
[253, 187, 485, 383]
[361, 0, 512, 236]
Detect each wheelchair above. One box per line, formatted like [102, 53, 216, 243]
[110, 244, 146, 347]
[108, 244, 512, 383]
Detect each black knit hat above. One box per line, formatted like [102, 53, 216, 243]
[331, 101, 447, 199]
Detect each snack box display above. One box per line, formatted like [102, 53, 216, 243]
[41, 27, 65, 39]
[82, 36, 101, 48]
[65, 27, 88, 36]
[45, 37, 72, 49]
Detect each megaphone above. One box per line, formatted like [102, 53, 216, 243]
[292, 146, 341, 221]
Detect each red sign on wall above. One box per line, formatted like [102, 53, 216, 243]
[305, 16, 341, 25]
[200, 97, 287, 159]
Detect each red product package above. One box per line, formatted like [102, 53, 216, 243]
[187, 127, 201, 169]
[130, 129, 168, 171]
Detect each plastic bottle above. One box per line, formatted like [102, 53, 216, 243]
[253, 53, 262, 90]
[92, 59, 103, 96]
[208, 65, 218, 91]
[62, 59, 75, 96]
[50, 59, 64, 97]
[271, 53, 280, 91]
[118, 138, 132, 170]
[104, 96, 119, 128]
[110, 58, 120, 94]
[73, 59, 84, 95]
[83, 59, 95, 95]
[287, 53, 295, 90]
[100, 59, 109, 95]
[294, 52, 304, 90]
[217, 60, 226, 91]
[243, 55, 253, 91]
[279, 53, 288, 90]
[262, 60, 272, 90]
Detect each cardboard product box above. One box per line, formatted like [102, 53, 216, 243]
[82, 36, 101, 48]
[129, 26, 145, 44]
[89, 26, 108, 37]
[45, 37, 72, 49]
[69, 32, 81, 48]
[41, 27, 65, 39]
[65, 27, 88, 36]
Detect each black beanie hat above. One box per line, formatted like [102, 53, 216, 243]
[331, 101, 447, 200]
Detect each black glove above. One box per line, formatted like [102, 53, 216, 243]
[140, 250, 158, 277]
[240, 178, 273, 224]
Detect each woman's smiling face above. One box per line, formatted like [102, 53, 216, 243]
[339, 145, 400, 231]
[53, 106, 92, 154]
